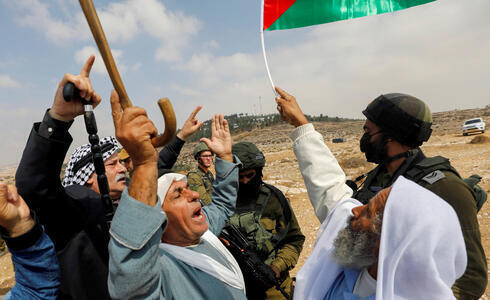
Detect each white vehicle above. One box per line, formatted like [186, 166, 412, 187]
[462, 118, 485, 136]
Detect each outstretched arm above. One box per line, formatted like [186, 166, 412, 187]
[274, 86, 308, 128]
[275, 86, 352, 222]
[108, 91, 164, 299]
[158, 106, 203, 175]
[0, 183, 60, 300]
[200, 115, 240, 234]
[15, 56, 102, 249]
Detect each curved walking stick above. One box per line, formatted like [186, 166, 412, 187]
[79, 0, 176, 147]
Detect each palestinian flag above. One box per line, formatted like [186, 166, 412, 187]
[263, 0, 436, 31]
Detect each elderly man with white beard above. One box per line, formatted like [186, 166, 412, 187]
[107, 91, 246, 300]
[295, 176, 467, 299]
[274, 87, 468, 299]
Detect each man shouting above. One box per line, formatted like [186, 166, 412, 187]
[107, 92, 246, 299]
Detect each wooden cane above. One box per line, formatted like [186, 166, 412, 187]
[79, 0, 176, 147]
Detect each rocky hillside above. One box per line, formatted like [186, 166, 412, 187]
[1, 106, 489, 297]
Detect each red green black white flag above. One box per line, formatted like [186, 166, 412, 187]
[263, 0, 436, 31]
[260, 0, 437, 94]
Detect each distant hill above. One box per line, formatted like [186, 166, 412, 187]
[184, 112, 359, 143]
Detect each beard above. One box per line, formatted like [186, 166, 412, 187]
[331, 215, 381, 269]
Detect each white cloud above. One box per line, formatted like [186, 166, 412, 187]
[10, 0, 81, 43]
[74, 46, 127, 75]
[173, 0, 490, 119]
[205, 40, 220, 49]
[0, 74, 21, 88]
[130, 0, 201, 62]
[0, 102, 117, 166]
[8, 0, 200, 63]
[170, 84, 201, 97]
[97, 1, 139, 43]
[177, 52, 263, 88]
[0, 105, 41, 165]
[132, 63, 142, 71]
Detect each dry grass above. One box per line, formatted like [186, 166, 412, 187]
[1, 106, 489, 297]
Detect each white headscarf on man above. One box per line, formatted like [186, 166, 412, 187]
[156, 173, 246, 292]
[294, 176, 467, 300]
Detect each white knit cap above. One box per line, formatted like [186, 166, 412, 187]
[157, 173, 187, 204]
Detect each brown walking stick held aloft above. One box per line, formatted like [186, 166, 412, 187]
[79, 0, 176, 147]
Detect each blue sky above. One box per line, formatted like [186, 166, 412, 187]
[1, 0, 489, 166]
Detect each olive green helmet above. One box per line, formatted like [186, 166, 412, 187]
[232, 142, 265, 169]
[362, 93, 433, 148]
[193, 142, 211, 159]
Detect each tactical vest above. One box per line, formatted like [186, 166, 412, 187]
[228, 183, 292, 262]
[187, 169, 214, 193]
[354, 151, 487, 211]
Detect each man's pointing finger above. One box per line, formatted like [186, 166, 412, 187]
[80, 55, 95, 78]
[189, 106, 202, 119]
[275, 86, 292, 101]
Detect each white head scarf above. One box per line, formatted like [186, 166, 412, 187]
[294, 176, 467, 300]
[157, 173, 246, 291]
[376, 176, 466, 299]
[157, 173, 187, 205]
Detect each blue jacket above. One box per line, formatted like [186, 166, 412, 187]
[3, 216, 60, 299]
[108, 157, 245, 299]
[325, 268, 375, 300]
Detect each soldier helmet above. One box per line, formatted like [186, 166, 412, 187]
[232, 142, 265, 169]
[363, 93, 433, 148]
[193, 142, 211, 159]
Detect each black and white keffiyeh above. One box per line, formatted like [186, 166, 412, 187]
[62, 136, 120, 187]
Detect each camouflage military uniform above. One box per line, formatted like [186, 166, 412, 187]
[230, 142, 305, 299]
[187, 167, 214, 205]
[229, 183, 305, 299]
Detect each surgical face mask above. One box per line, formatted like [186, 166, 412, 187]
[360, 131, 388, 164]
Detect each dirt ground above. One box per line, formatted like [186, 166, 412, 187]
[1, 107, 489, 297]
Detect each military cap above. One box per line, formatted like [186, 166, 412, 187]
[232, 142, 265, 169]
[363, 93, 432, 147]
[193, 142, 212, 158]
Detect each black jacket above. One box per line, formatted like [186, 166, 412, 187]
[15, 111, 185, 299]
[16, 120, 111, 300]
[157, 135, 185, 177]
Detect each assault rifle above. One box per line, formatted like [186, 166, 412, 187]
[219, 224, 290, 299]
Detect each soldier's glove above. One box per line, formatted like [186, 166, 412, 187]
[255, 262, 278, 290]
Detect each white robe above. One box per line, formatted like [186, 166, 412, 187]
[294, 176, 467, 300]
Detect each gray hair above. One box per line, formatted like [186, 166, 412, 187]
[331, 212, 383, 269]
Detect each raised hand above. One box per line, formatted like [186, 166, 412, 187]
[177, 106, 204, 141]
[0, 183, 34, 238]
[200, 114, 232, 162]
[275, 86, 309, 128]
[110, 90, 158, 167]
[50, 55, 102, 122]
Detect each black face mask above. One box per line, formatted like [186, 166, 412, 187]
[238, 168, 262, 199]
[360, 132, 388, 164]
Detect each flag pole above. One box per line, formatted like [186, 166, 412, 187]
[260, 0, 278, 96]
